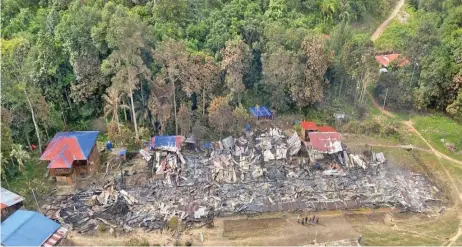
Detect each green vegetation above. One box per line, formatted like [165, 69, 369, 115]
[1, 0, 394, 186]
[412, 114, 462, 160]
[374, 4, 418, 52]
[373, 0, 462, 121]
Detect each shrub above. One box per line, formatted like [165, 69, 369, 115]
[167, 216, 180, 230]
[125, 238, 149, 246]
[174, 240, 182, 246]
[97, 224, 108, 233]
[185, 240, 193, 246]
[381, 121, 399, 137]
[342, 120, 362, 134]
[363, 120, 381, 135]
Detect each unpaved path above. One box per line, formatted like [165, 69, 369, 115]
[366, 91, 462, 166]
[371, 0, 405, 41]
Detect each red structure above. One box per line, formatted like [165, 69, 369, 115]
[300, 121, 318, 141]
[317, 126, 337, 133]
[308, 132, 342, 154]
[375, 54, 410, 67]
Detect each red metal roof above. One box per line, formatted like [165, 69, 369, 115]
[375, 54, 410, 67]
[301, 121, 318, 130]
[317, 126, 337, 133]
[40, 137, 85, 161]
[308, 132, 342, 154]
[47, 147, 74, 169]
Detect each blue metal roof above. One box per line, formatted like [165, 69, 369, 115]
[1, 210, 60, 246]
[249, 106, 273, 118]
[52, 131, 99, 159]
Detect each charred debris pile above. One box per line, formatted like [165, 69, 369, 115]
[42, 127, 441, 234]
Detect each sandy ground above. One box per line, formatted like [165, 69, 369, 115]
[63, 211, 365, 246]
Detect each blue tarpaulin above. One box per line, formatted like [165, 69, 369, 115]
[151, 136, 183, 149]
[249, 106, 273, 119]
[1, 210, 60, 246]
[106, 141, 113, 151]
[203, 142, 212, 149]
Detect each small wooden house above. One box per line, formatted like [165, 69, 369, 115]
[40, 131, 100, 184]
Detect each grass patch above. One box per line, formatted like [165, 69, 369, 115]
[4, 154, 53, 210]
[412, 114, 462, 161]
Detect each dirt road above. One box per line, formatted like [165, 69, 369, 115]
[370, 0, 405, 41]
[367, 91, 462, 166]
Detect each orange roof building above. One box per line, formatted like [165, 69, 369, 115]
[375, 54, 410, 68]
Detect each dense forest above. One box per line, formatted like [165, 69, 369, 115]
[1, 0, 461, 181]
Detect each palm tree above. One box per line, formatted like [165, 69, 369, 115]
[102, 87, 130, 133]
[10, 144, 30, 172]
[134, 93, 153, 128]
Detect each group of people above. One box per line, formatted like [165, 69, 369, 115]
[297, 214, 319, 225]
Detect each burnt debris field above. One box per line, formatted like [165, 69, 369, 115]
[42, 128, 440, 234]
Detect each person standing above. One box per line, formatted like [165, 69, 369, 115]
[358, 235, 362, 244]
[297, 214, 300, 223]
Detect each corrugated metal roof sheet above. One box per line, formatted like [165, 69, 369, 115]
[1, 188, 24, 208]
[375, 54, 410, 67]
[43, 227, 68, 247]
[317, 126, 337, 133]
[40, 131, 99, 161]
[308, 132, 342, 154]
[47, 147, 74, 169]
[249, 106, 273, 118]
[1, 210, 60, 246]
[301, 121, 318, 130]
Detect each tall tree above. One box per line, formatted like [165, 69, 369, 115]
[1, 37, 43, 152]
[149, 82, 174, 135]
[221, 38, 251, 103]
[232, 104, 251, 134]
[208, 96, 233, 137]
[153, 39, 192, 135]
[103, 5, 152, 140]
[262, 46, 301, 110]
[190, 54, 221, 115]
[293, 36, 329, 107]
[177, 104, 193, 136]
[55, 2, 106, 102]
